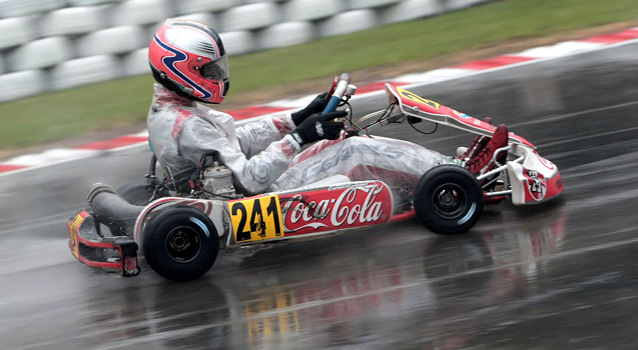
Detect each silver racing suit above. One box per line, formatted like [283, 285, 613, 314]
[147, 84, 445, 196]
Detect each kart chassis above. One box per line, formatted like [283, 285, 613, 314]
[67, 77, 563, 280]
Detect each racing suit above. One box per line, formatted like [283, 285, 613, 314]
[147, 84, 445, 196]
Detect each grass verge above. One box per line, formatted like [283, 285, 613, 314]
[1, 0, 637, 151]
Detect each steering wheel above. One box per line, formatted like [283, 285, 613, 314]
[322, 73, 351, 114]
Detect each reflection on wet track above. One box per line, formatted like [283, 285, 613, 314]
[1, 43, 638, 349]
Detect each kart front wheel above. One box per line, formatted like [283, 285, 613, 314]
[142, 206, 219, 281]
[413, 165, 484, 235]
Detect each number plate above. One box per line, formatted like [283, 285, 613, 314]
[228, 195, 284, 243]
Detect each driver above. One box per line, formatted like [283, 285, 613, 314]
[147, 19, 507, 201]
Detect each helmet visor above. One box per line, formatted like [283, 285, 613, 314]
[200, 55, 229, 80]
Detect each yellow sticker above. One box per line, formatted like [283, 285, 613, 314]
[68, 213, 84, 258]
[397, 87, 440, 109]
[229, 195, 284, 243]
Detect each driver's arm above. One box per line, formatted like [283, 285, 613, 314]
[232, 91, 329, 158]
[178, 117, 300, 195]
[234, 112, 296, 158]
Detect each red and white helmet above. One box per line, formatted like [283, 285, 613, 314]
[149, 19, 229, 104]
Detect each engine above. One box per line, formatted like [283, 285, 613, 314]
[200, 162, 236, 198]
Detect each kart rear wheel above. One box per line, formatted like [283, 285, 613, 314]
[142, 206, 219, 281]
[413, 165, 484, 235]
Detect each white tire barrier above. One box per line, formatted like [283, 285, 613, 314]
[174, 0, 238, 16]
[0, 0, 64, 18]
[219, 31, 256, 56]
[123, 48, 150, 76]
[0, 0, 498, 100]
[319, 10, 377, 37]
[144, 13, 218, 48]
[67, 0, 121, 5]
[258, 21, 314, 50]
[283, 0, 345, 22]
[380, 0, 443, 24]
[76, 25, 146, 57]
[0, 70, 46, 102]
[441, 0, 489, 11]
[221, 3, 279, 32]
[350, 0, 401, 10]
[0, 17, 35, 49]
[172, 13, 216, 28]
[7, 36, 73, 71]
[50, 55, 118, 90]
[40, 6, 107, 36]
[111, 0, 172, 26]
[245, 0, 287, 3]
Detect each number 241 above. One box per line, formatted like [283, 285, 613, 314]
[231, 196, 282, 242]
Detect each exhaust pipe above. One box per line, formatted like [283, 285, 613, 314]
[87, 183, 144, 236]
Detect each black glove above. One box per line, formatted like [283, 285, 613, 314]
[291, 92, 329, 126]
[291, 110, 347, 147]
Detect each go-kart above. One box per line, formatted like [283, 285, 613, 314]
[67, 74, 564, 281]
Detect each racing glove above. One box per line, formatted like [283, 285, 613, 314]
[291, 92, 329, 126]
[291, 110, 347, 147]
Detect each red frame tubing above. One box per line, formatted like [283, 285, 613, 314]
[484, 193, 506, 204]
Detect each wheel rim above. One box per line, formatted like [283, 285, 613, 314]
[431, 183, 468, 220]
[164, 225, 201, 263]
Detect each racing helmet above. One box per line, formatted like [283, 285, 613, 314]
[149, 19, 229, 104]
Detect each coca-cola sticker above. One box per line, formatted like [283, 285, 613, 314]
[280, 181, 393, 236]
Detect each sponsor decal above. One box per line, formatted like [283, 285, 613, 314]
[524, 168, 547, 201]
[280, 182, 392, 235]
[68, 211, 88, 258]
[397, 87, 441, 110]
[452, 109, 471, 118]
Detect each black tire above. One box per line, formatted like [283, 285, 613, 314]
[142, 206, 219, 281]
[116, 181, 155, 206]
[413, 165, 484, 235]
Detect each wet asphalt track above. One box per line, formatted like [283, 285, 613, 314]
[1, 43, 637, 349]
